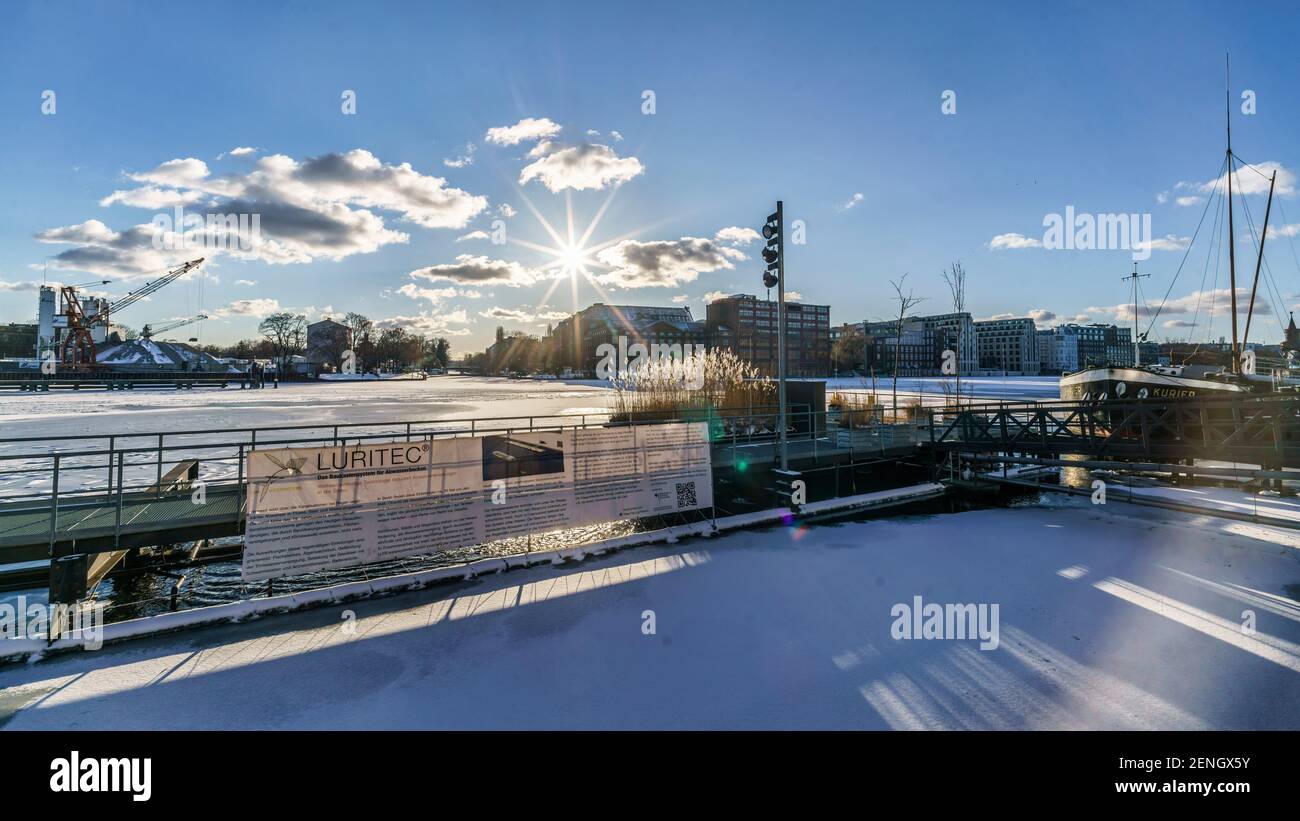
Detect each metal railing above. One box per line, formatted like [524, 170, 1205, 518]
[925, 394, 1300, 463]
[0, 402, 931, 534]
[1, 404, 936, 624]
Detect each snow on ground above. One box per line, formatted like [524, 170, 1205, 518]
[825, 375, 1060, 402]
[1115, 482, 1300, 526]
[3, 496, 1297, 730]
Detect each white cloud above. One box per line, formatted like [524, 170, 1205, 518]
[410, 254, 539, 288]
[99, 186, 205, 209]
[397, 283, 459, 305]
[840, 192, 864, 211]
[703, 290, 729, 304]
[0, 280, 46, 292]
[485, 117, 562, 146]
[443, 143, 476, 169]
[125, 149, 488, 229]
[988, 232, 1042, 250]
[129, 157, 211, 187]
[1090, 287, 1269, 323]
[1195, 161, 1296, 196]
[1175, 195, 1203, 207]
[1027, 308, 1057, 323]
[1134, 234, 1191, 253]
[784, 291, 803, 301]
[217, 146, 258, 160]
[519, 142, 644, 192]
[456, 230, 490, 242]
[595, 236, 746, 288]
[497, 203, 517, 218]
[41, 148, 489, 276]
[374, 312, 472, 336]
[35, 219, 176, 279]
[671, 294, 689, 303]
[714, 226, 761, 245]
[1267, 223, 1300, 239]
[480, 306, 570, 323]
[609, 130, 624, 142]
[235, 279, 257, 286]
[212, 298, 281, 318]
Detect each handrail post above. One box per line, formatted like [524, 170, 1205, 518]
[48, 455, 60, 556]
[237, 444, 246, 527]
[114, 451, 124, 547]
[156, 433, 164, 498]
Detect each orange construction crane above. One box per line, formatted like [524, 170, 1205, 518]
[58, 258, 204, 370]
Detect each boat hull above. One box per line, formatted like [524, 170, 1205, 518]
[1059, 367, 1247, 402]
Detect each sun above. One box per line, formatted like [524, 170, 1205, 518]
[555, 242, 593, 278]
[505, 185, 678, 315]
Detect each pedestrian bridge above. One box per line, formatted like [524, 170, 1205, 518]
[926, 395, 1300, 467]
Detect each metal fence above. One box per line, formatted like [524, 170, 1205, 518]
[0, 402, 934, 535]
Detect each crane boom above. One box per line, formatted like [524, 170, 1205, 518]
[141, 313, 208, 338]
[102, 258, 204, 317]
[58, 257, 204, 370]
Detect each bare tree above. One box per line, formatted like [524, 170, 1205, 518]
[941, 260, 967, 406]
[258, 312, 307, 367]
[343, 312, 373, 371]
[889, 274, 926, 418]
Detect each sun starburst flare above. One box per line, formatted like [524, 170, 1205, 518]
[507, 185, 677, 318]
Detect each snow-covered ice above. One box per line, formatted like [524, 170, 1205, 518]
[0, 375, 618, 436]
[0, 377, 621, 496]
[2, 496, 1297, 730]
[825, 375, 1060, 402]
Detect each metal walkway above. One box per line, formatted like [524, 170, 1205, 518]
[0, 487, 244, 565]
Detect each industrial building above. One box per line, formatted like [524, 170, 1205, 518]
[704, 294, 830, 377]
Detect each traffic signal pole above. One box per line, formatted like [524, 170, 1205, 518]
[775, 201, 788, 471]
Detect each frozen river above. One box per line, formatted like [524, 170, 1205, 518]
[0, 376, 619, 440]
[0, 374, 1060, 498]
[0, 374, 1061, 439]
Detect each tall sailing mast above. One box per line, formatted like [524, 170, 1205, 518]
[1124, 263, 1149, 366]
[1226, 54, 1240, 373]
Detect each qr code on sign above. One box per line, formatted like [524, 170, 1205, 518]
[675, 481, 698, 509]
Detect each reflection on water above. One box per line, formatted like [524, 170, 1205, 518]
[1059, 453, 1093, 489]
[0, 517, 647, 622]
[62, 518, 645, 624]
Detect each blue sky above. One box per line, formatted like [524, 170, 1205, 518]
[2, 0, 1299, 354]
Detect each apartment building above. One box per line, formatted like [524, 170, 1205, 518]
[973, 317, 1039, 374]
[705, 294, 830, 377]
